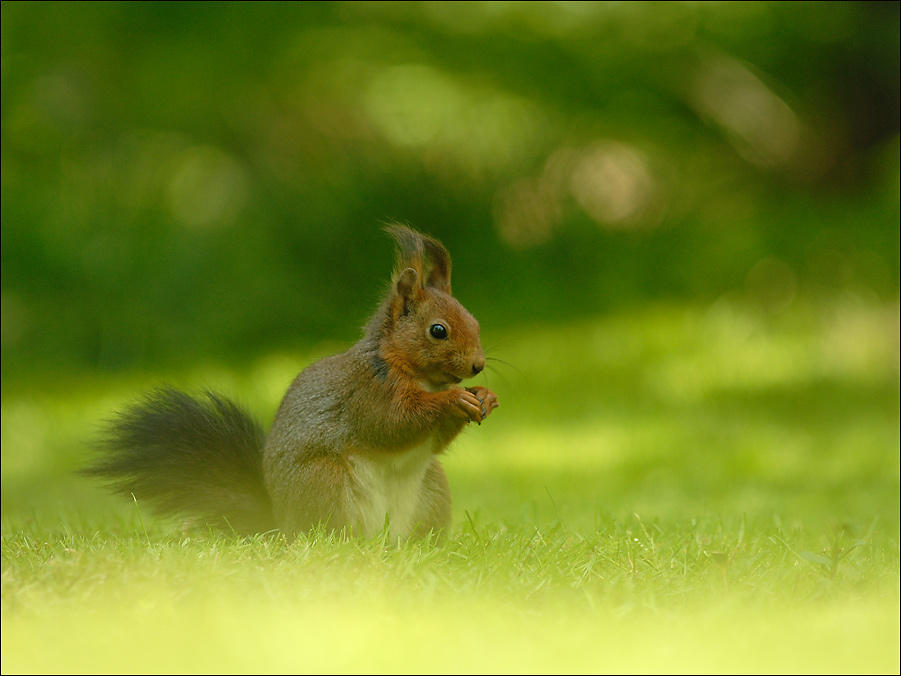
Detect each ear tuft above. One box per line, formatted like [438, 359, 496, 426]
[386, 224, 425, 281]
[384, 223, 452, 294]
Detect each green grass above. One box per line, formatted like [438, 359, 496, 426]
[2, 299, 899, 673]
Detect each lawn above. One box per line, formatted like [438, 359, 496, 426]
[2, 299, 899, 674]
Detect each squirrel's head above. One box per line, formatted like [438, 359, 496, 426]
[373, 225, 485, 391]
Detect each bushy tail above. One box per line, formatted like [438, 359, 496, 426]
[84, 388, 275, 535]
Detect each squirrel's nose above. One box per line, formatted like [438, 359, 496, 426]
[471, 356, 485, 376]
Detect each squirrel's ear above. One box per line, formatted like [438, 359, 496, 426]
[390, 267, 421, 320]
[423, 238, 452, 294]
[395, 267, 419, 299]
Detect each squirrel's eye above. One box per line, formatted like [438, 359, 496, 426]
[429, 323, 448, 340]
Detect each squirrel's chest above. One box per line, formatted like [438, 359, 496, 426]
[346, 438, 435, 541]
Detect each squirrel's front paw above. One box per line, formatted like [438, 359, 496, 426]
[465, 386, 499, 423]
[452, 389, 486, 423]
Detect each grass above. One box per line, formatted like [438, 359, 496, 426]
[2, 298, 899, 673]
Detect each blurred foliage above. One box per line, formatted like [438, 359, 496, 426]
[2, 1, 899, 380]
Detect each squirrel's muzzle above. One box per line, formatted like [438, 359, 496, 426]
[471, 356, 486, 376]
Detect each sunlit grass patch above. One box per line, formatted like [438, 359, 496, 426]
[2, 519, 898, 673]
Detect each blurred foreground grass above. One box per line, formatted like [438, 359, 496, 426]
[2, 298, 899, 673]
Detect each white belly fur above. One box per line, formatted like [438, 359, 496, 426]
[347, 438, 435, 541]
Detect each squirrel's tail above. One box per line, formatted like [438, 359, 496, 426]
[84, 387, 275, 535]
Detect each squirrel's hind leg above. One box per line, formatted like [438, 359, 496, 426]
[410, 459, 452, 541]
[270, 455, 352, 539]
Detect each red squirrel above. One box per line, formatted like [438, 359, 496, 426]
[86, 225, 499, 541]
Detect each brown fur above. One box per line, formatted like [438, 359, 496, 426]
[264, 225, 498, 539]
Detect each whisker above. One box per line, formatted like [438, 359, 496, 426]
[486, 356, 523, 376]
[483, 337, 519, 353]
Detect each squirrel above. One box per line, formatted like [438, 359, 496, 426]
[85, 225, 498, 542]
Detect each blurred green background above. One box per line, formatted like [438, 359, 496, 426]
[3, 1, 898, 382]
[2, 0, 900, 528]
